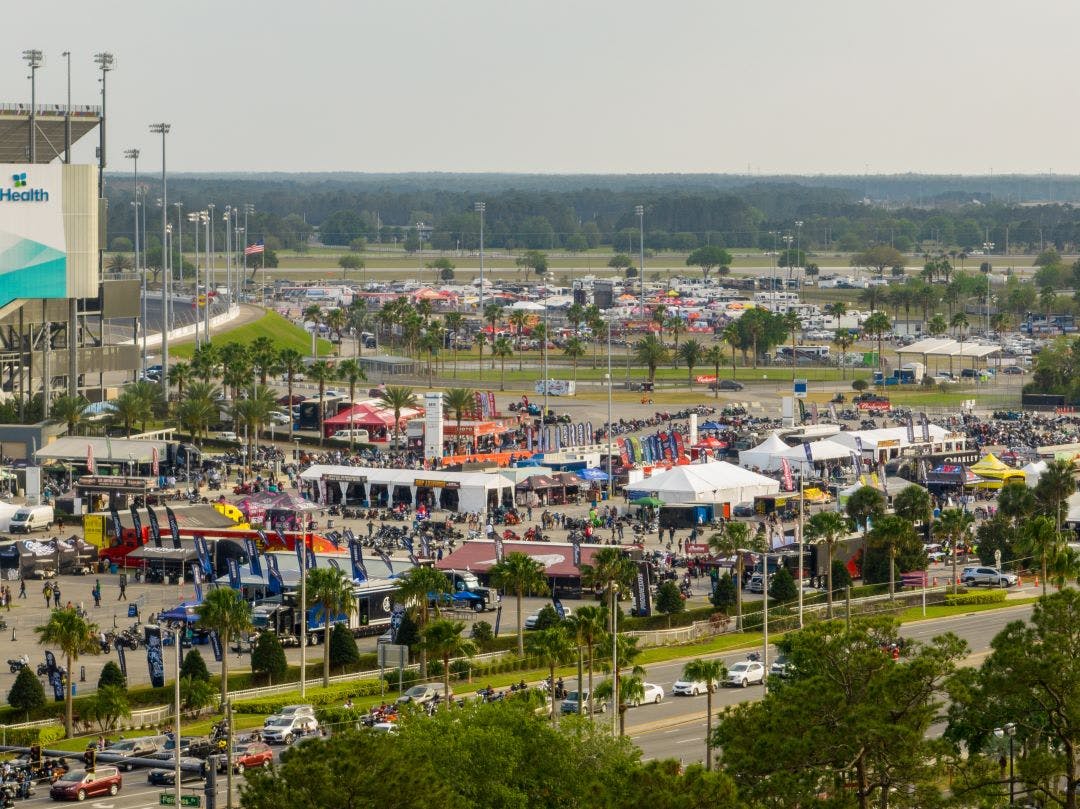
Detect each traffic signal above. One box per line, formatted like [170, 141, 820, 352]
[29, 744, 41, 769]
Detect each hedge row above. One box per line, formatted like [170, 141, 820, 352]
[3, 724, 65, 746]
[232, 679, 386, 714]
[943, 590, 1007, 606]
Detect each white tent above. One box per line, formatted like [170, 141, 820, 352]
[628, 461, 779, 506]
[738, 432, 792, 471]
[1066, 491, 1080, 525]
[1022, 460, 1047, 488]
[776, 438, 856, 469]
[0, 502, 20, 532]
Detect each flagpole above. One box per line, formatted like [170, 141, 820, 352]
[798, 475, 804, 628]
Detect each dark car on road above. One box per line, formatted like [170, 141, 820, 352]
[710, 379, 745, 391]
[147, 758, 206, 786]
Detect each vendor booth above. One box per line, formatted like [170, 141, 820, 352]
[300, 465, 515, 514]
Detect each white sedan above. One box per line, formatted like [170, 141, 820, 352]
[671, 677, 719, 697]
[523, 608, 573, 630]
[724, 661, 766, 688]
[628, 682, 665, 707]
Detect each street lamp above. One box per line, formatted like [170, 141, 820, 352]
[22, 50, 43, 163]
[762, 548, 770, 696]
[994, 722, 1016, 804]
[150, 123, 171, 390]
[475, 202, 485, 320]
[125, 149, 145, 376]
[162, 619, 184, 809]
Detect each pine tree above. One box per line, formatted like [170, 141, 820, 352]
[711, 572, 737, 611]
[329, 624, 361, 672]
[655, 581, 686, 627]
[769, 567, 798, 604]
[8, 666, 46, 718]
[250, 632, 287, 685]
[180, 649, 210, 682]
[97, 661, 126, 691]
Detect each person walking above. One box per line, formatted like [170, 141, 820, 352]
[42, 582, 51, 609]
[92, 581, 101, 608]
[118, 573, 127, 601]
[18, 578, 25, 599]
[51, 582, 61, 608]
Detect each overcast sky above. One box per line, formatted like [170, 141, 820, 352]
[8, 0, 1079, 175]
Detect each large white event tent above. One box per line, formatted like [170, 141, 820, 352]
[738, 432, 792, 471]
[627, 461, 779, 506]
[775, 439, 857, 471]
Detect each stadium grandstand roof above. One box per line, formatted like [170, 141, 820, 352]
[0, 103, 101, 163]
[896, 337, 1001, 358]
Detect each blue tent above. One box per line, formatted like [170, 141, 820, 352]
[576, 468, 610, 481]
[700, 421, 723, 431]
[159, 602, 200, 623]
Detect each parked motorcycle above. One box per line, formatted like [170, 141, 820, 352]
[7, 655, 28, 674]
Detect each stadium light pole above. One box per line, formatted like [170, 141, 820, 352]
[125, 149, 145, 375]
[223, 206, 232, 308]
[207, 204, 215, 337]
[475, 201, 485, 320]
[150, 123, 171, 391]
[174, 203, 184, 341]
[188, 212, 202, 347]
[243, 203, 254, 294]
[635, 205, 645, 321]
[93, 53, 114, 202]
[61, 51, 71, 163]
[22, 50, 43, 163]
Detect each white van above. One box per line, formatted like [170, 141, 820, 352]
[9, 505, 54, 534]
[331, 429, 370, 442]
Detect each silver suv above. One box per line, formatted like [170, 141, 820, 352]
[961, 566, 1018, 588]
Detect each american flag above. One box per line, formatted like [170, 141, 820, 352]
[244, 241, 264, 256]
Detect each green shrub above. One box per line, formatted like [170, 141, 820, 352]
[97, 662, 126, 691]
[251, 633, 288, 685]
[8, 667, 47, 718]
[180, 649, 211, 683]
[232, 679, 385, 714]
[449, 659, 471, 681]
[943, 590, 1007, 606]
[329, 624, 361, 671]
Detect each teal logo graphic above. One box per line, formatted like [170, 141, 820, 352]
[0, 172, 47, 202]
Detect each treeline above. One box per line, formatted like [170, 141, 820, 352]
[101, 173, 1080, 257]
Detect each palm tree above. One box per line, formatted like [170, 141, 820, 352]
[1035, 458, 1076, 531]
[951, 312, 969, 372]
[377, 386, 418, 449]
[50, 394, 90, 436]
[893, 485, 932, 529]
[443, 311, 464, 376]
[707, 521, 762, 629]
[934, 508, 974, 595]
[704, 345, 725, 398]
[278, 348, 306, 441]
[997, 481, 1035, 526]
[593, 664, 646, 736]
[302, 304, 323, 357]
[168, 362, 194, 401]
[664, 315, 685, 355]
[305, 361, 336, 446]
[677, 339, 703, 389]
[482, 303, 503, 370]
[563, 337, 586, 381]
[489, 552, 549, 656]
[1019, 515, 1063, 597]
[804, 511, 850, 618]
[721, 321, 741, 378]
[744, 315, 766, 369]
[845, 485, 886, 579]
[633, 335, 669, 384]
[507, 310, 530, 370]
[422, 619, 475, 710]
[492, 336, 514, 391]
[219, 343, 253, 401]
[176, 386, 218, 447]
[681, 658, 727, 769]
[394, 566, 450, 677]
[306, 567, 356, 687]
[233, 385, 276, 467]
[832, 329, 854, 380]
[419, 327, 442, 386]
[862, 311, 891, 368]
[443, 388, 475, 454]
[35, 608, 100, 737]
[324, 308, 348, 347]
[579, 547, 636, 638]
[526, 626, 574, 724]
[926, 314, 948, 337]
[109, 387, 151, 438]
[336, 359, 367, 448]
[867, 514, 915, 599]
[249, 337, 280, 385]
[195, 587, 252, 704]
[348, 302, 372, 358]
[567, 606, 607, 717]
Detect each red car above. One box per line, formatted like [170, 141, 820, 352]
[232, 742, 273, 774]
[50, 767, 122, 801]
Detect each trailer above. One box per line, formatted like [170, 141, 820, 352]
[250, 577, 398, 644]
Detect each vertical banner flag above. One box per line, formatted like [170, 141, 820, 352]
[44, 650, 64, 702]
[244, 538, 262, 577]
[327, 558, 341, 571]
[906, 415, 915, 443]
[811, 402, 819, 424]
[275, 526, 287, 547]
[854, 436, 864, 454]
[828, 403, 838, 421]
[667, 431, 679, 459]
[586, 421, 594, 443]
[151, 446, 160, 478]
[227, 557, 241, 589]
[306, 547, 317, 569]
[618, 438, 629, 466]
[192, 566, 203, 603]
[208, 630, 222, 662]
[193, 534, 212, 576]
[146, 506, 162, 547]
[165, 506, 181, 549]
[920, 412, 930, 442]
[109, 504, 123, 545]
[552, 596, 566, 620]
[349, 541, 367, 582]
[803, 442, 814, 463]
[494, 536, 505, 563]
[850, 452, 862, 472]
[266, 553, 283, 592]
[114, 639, 127, 678]
[255, 529, 269, 552]
[526, 427, 533, 453]
[86, 443, 95, 475]
[294, 535, 305, 570]
[674, 431, 685, 458]
[487, 392, 496, 418]
[129, 505, 143, 540]
[781, 458, 794, 492]
[634, 561, 653, 617]
[145, 626, 165, 688]
[554, 427, 561, 452]
[572, 539, 581, 568]
[877, 460, 889, 493]
[420, 535, 431, 558]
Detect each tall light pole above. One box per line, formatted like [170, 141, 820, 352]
[203, 211, 211, 341]
[635, 205, 645, 319]
[762, 549, 770, 696]
[174, 202, 184, 339]
[983, 235, 995, 337]
[22, 50, 43, 163]
[188, 212, 202, 347]
[794, 220, 804, 289]
[243, 203, 255, 296]
[93, 53, 114, 203]
[168, 622, 183, 809]
[61, 51, 71, 163]
[475, 202, 485, 319]
[207, 203, 215, 337]
[611, 583, 619, 737]
[606, 318, 614, 500]
[416, 222, 424, 278]
[150, 123, 171, 390]
[223, 206, 232, 308]
[125, 149, 144, 375]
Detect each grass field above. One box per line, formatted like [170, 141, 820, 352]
[171, 310, 333, 359]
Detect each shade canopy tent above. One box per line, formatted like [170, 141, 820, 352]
[738, 432, 792, 470]
[1022, 460, 1048, 488]
[627, 460, 780, 506]
[324, 402, 423, 434]
[774, 439, 858, 470]
[831, 424, 953, 457]
[576, 468, 610, 482]
[897, 337, 1002, 360]
[968, 453, 1026, 489]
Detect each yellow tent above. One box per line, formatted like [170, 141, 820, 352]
[968, 453, 1025, 489]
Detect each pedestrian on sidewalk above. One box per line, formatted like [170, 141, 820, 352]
[118, 573, 127, 601]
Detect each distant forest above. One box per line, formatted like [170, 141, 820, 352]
[101, 172, 1080, 257]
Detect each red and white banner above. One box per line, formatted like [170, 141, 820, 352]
[86, 443, 95, 474]
[781, 458, 794, 492]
